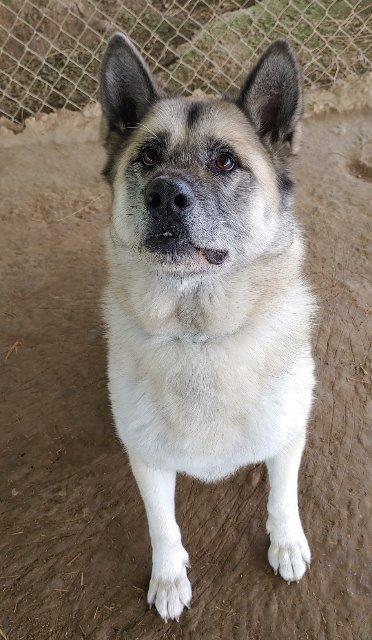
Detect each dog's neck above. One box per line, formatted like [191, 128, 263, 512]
[108, 232, 305, 342]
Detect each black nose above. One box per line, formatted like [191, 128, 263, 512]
[145, 177, 195, 218]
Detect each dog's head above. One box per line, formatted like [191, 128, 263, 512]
[100, 34, 302, 277]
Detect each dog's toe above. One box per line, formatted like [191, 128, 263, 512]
[148, 568, 191, 621]
[268, 536, 311, 582]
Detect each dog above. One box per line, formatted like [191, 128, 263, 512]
[99, 33, 315, 621]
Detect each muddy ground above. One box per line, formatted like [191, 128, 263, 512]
[0, 109, 371, 640]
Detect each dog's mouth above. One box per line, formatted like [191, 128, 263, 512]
[145, 234, 228, 266]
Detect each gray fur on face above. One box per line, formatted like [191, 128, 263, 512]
[100, 36, 301, 275]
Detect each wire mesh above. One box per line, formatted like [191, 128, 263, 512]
[0, 0, 370, 124]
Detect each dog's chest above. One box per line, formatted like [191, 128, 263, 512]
[112, 328, 296, 481]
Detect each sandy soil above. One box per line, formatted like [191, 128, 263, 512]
[0, 109, 371, 640]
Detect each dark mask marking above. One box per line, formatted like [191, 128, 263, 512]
[187, 102, 204, 129]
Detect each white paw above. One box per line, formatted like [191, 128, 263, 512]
[268, 534, 311, 582]
[148, 566, 191, 621]
[148, 547, 191, 620]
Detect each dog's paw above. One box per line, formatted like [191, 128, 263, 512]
[268, 534, 311, 582]
[148, 566, 191, 621]
[148, 547, 191, 620]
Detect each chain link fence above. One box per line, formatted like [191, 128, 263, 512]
[0, 0, 370, 124]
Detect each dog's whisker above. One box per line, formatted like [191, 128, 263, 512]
[54, 194, 104, 223]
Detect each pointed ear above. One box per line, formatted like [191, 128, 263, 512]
[237, 40, 302, 149]
[100, 33, 158, 133]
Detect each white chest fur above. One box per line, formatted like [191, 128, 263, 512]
[106, 288, 314, 482]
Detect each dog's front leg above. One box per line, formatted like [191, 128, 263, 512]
[129, 454, 191, 620]
[265, 437, 311, 582]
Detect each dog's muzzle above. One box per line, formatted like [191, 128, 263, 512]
[144, 175, 228, 266]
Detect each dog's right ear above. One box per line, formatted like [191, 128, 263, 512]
[237, 40, 302, 153]
[100, 33, 158, 134]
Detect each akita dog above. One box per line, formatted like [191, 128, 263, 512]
[100, 34, 315, 621]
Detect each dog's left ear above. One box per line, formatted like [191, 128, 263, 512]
[237, 40, 302, 151]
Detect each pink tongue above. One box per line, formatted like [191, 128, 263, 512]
[200, 248, 228, 265]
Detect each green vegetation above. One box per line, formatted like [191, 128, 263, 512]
[168, 0, 370, 93]
[1, 0, 370, 122]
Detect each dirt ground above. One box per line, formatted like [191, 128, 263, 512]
[0, 108, 371, 640]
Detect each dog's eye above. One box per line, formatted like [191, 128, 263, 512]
[215, 152, 236, 172]
[140, 148, 160, 167]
